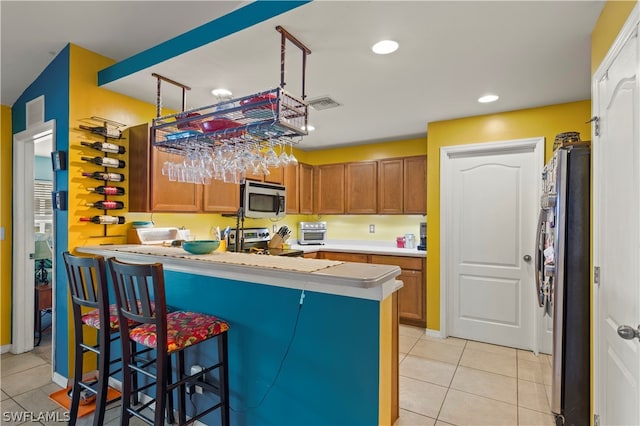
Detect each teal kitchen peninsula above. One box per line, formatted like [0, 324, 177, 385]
[78, 245, 402, 426]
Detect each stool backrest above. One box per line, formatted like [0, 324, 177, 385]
[63, 251, 111, 332]
[106, 258, 167, 339]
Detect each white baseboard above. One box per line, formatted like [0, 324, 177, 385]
[425, 328, 445, 338]
[52, 372, 67, 388]
[1, 344, 11, 354]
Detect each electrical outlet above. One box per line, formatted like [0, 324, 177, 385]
[369, 224, 375, 233]
[191, 365, 204, 394]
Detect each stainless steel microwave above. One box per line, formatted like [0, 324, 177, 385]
[298, 221, 327, 245]
[243, 180, 286, 219]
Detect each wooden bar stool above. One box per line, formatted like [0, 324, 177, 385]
[107, 258, 230, 426]
[62, 252, 121, 426]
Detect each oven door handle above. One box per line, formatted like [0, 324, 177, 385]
[534, 208, 546, 308]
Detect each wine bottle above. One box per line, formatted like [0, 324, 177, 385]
[79, 125, 122, 139]
[86, 186, 125, 195]
[79, 215, 125, 224]
[82, 172, 125, 182]
[81, 141, 126, 154]
[85, 200, 125, 210]
[81, 156, 125, 169]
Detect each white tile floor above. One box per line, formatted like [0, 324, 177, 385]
[395, 325, 555, 426]
[1, 327, 555, 425]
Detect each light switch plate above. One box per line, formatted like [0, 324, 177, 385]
[0, 227, 4, 241]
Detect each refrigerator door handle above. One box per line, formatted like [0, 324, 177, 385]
[534, 208, 546, 308]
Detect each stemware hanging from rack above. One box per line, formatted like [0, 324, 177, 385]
[149, 26, 311, 183]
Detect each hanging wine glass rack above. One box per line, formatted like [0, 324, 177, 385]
[148, 26, 312, 182]
[151, 87, 307, 154]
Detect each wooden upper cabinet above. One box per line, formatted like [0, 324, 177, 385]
[128, 123, 201, 213]
[299, 163, 314, 214]
[244, 169, 264, 182]
[150, 150, 202, 212]
[378, 159, 404, 214]
[283, 164, 299, 213]
[265, 166, 284, 184]
[203, 179, 239, 213]
[403, 156, 427, 214]
[127, 124, 151, 212]
[346, 161, 377, 214]
[315, 163, 345, 214]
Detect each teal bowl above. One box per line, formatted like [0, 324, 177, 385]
[182, 240, 220, 255]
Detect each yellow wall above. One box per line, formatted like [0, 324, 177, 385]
[304, 137, 426, 165]
[1, 104, 12, 346]
[591, 0, 637, 73]
[425, 100, 591, 330]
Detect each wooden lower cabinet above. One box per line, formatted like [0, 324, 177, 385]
[396, 269, 425, 327]
[303, 251, 319, 259]
[319, 251, 369, 263]
[368, 255, 426, 327]
[315, 251, 426, 327]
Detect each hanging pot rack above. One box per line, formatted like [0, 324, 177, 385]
[150, 26, 311, 156]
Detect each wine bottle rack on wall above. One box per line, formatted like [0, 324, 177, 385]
[79, 116, 127, 238]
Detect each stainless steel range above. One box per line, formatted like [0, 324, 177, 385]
[228, 227, 303, 257]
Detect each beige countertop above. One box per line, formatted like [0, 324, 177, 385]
[291, 240, 427, 258]
[77, 244, 402, 301]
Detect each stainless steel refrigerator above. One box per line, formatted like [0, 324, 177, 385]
[535, 143, 590, 426]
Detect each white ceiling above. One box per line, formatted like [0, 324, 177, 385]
[1, 1, 605, 150]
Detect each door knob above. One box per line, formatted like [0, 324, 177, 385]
[617, 325, 640, 341]
[523, 254, 532, 262]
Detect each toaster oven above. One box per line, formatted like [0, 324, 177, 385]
[298, 221, 327, 245]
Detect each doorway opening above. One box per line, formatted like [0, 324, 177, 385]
[12, 120, 56, 369]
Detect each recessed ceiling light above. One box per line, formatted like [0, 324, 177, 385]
[211, 88, 232, 98]
[478, 94, 499, 103]
[372, 40, 399, 55]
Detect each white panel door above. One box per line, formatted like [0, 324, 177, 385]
[594, 24, 640, 426]
[446, 142, 540, 350]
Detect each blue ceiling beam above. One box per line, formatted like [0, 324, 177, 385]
[98, 0, 310, 86]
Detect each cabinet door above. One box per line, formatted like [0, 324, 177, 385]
[151, 149, 202, 212]
[203, 180, 239, 213]
[303, 251, 318, 259]
[378, 159, 404, 214]
[403, 156, 427, 214]
[315, 164, 345, 214]
[320, 251, 369, 263]
[128, 123, 201, 212]
[397, 269, 426, 327]
[265, 166, 284, 184]
[244, 170, 264, 182]
[299, 163, 314, 214]
[346, 161, 377, 214]
[128, 124, 152, 212]
[283, 164, 299, 213]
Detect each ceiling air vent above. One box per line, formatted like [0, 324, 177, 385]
[308, 96, 341, 111]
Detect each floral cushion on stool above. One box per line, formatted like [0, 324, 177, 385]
[81, 304, 120, 330]
[82, 302, 157, 330]
[129, 311, 230, 353]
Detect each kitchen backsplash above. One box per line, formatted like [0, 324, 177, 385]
[126, 212, 425, 243]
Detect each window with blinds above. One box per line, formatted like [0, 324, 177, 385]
[34, 180, 53, 216]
